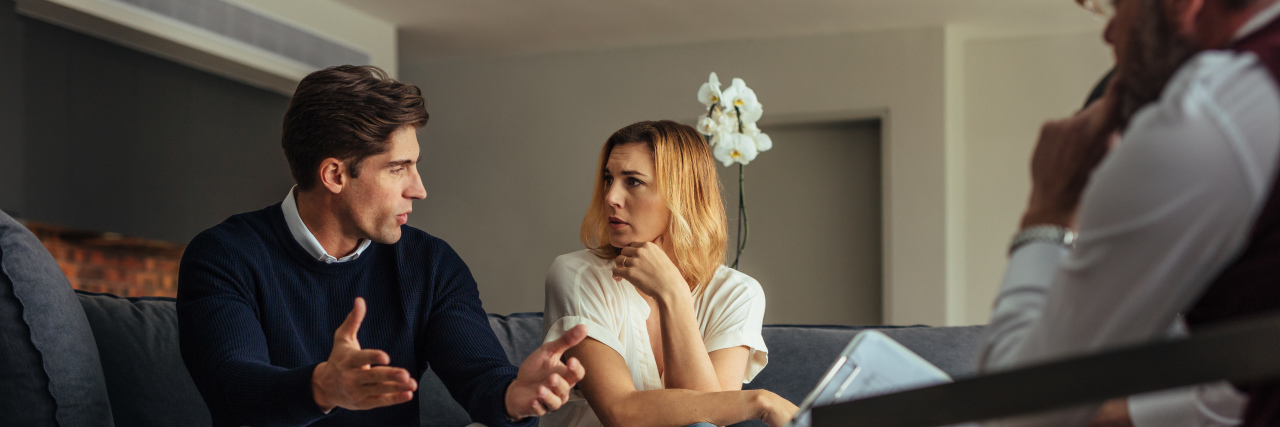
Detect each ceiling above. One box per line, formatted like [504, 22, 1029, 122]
[329, 0, 1105, 62]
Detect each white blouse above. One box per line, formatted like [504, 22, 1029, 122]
[540, 249, 769, 427]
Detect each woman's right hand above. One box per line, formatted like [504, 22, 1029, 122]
[751, 390, 799, 427]
[612, 240, 688, 301]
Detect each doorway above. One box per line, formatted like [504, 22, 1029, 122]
[719, 119, 882, 325]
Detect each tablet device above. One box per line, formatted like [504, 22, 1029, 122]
[786, 330, 971, 427]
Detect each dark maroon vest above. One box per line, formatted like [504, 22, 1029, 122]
[1184, 15, 1280, 426]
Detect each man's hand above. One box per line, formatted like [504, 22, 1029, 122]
[504, 324, 588, 419]
[1023, 81, 1123, 229]
[312, 297, 418, 412]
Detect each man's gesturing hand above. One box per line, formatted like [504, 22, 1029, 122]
[312, 297, 418, 412]
[504, 324, 588, 419]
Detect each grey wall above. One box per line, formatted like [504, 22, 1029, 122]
[403, 29, 927, 324]
[0, 0, 293, 244]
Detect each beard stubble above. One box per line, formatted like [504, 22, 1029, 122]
[1115, 0, 1201, 125]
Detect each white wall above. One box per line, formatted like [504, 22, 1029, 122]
[957, 31, 1112, 325]
[402, 28, 952, 325]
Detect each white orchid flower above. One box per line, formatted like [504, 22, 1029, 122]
[739, 103, 763, 125]
[697, 72, 722, 107]
[712, 133, 736, 166]
[696, 116, 717, 135]
[706, 109, 731, 136]
[733, 133, 760, 165]
[713, 132, 759, 166]
[695, 73, 769, 166]
[754, 132, 773, 152]
[719, 78, 759, 112]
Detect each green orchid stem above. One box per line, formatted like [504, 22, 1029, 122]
[732, 164, 748, 270]
[735, 106, 743, 133]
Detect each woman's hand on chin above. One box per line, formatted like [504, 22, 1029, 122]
[612, 241, 687, 300]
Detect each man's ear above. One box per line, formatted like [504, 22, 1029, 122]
[318, 158, 346, 194]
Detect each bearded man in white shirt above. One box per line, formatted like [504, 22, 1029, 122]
[979, 0, 1280, 426]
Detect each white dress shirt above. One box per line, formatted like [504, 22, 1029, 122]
[978, 5, 1280, 425]
[281, 186, 370, 263]
[540, 250, 769, 427]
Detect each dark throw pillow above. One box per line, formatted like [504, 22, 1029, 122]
[75, 291, 212, 426]
[0, 209, 113, 426]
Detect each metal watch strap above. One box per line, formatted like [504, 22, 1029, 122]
[1009, 225, 1077, 255]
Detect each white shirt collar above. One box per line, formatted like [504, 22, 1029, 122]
[1234, 1, 1280, 41]
[281, 186, 371, 264]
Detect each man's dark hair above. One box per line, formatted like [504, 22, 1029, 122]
[282, 65, 429, 191]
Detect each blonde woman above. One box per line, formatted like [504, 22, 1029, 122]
[541, 120, 797, 427]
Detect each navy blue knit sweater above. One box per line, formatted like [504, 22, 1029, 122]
[177, 204, 529, 427]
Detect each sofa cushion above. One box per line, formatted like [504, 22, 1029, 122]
[489, 312, 547, 368]
[0, 209, 114, 426]
[419, 312, 547, 427]
[419, 368, 473, 427]
[76, 291, 211, 427]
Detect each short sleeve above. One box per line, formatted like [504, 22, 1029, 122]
[542, 252, 627, 358]
[696, 269, 769, 383]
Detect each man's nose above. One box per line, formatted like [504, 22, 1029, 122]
[407, 170, 427, 200]
[1103, 18, 1115, 46]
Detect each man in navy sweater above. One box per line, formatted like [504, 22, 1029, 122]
[177, 65, 587, 427]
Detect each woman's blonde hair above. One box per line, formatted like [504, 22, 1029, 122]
[580, 120, 728, 290]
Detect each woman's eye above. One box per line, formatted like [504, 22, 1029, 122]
[628, 178, 642, 186]
[604, 176, 613, 185]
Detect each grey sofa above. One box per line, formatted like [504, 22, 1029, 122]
[426, 313, 986, 427]
[43, 292, 990, 427]
[0, 208, 985, 426]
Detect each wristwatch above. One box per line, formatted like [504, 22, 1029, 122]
[1009, 225, 1076, 255]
